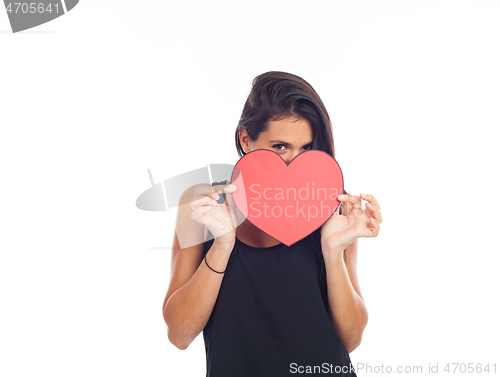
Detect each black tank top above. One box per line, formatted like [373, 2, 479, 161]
[202, 233, 357, 377]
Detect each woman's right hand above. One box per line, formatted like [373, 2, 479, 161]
[189, 183, 239, 244]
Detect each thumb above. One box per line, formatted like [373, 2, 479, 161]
[223, 184, 238, 208]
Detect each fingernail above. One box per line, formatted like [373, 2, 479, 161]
[338, 195, 344, 199]
[229, 184, 237, 190]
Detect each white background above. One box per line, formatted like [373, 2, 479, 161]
[1, 1, 499, 376]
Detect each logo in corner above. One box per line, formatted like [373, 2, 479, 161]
[3, 0, 79, 33]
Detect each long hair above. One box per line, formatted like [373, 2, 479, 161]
[234, 71, 350, 283]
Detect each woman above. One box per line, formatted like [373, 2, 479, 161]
[162, 71, 382, 376]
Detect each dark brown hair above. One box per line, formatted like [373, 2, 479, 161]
[234, 71, 350, 284]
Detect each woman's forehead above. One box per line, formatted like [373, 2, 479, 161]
[261, 117, 313, 141]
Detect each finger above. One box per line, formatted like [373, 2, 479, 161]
[203, 185, 238, 230]
[224, 185, 244, 227]
[223, 184, 237, 193]
[360, 193, 381, 210]
[212, 183, 237, 196]
[222, 184, 238, 207]
[362, 217, 380, 238]
[212, 182, 231, 192]
[194, 185, 221, 197]
[223, 197, 237, 230]
[371, 217, 380, 236]
[338, 194, 362, 210]
[206, 183, 238, 203]
[190, 205, 212, 222]
[189, 195, 218, 211]
[366, 202, 382, 223]
[192, 185, 219, 204]
[193, 185, 225, 202]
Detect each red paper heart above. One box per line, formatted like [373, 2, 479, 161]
[230, 149, 344, 246]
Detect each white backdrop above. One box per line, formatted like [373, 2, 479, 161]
[1, 1, 499, 376]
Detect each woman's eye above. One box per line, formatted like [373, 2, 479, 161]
[272, 144, 313, 151]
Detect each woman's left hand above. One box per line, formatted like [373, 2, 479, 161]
[320, 193, 382, 254]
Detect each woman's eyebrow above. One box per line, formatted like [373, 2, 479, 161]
[269, 140, 313, 147]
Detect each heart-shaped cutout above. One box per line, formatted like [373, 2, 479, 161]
[231, 149, 344, 246]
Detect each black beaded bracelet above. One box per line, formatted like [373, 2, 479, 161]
[204, 254, 226, 274]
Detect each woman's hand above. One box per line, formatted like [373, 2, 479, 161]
[320, 193, 382, 254]
[189, 183, 239, 244]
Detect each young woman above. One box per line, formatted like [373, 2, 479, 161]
[162, 71, 382, 377]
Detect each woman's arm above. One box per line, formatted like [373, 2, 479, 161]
[162, 185, 235, 350]
[163, 236, 233, 350]
[322, 238, 368, 353]
[321, 200, 369, 353]
[320, 192, 382, 352]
